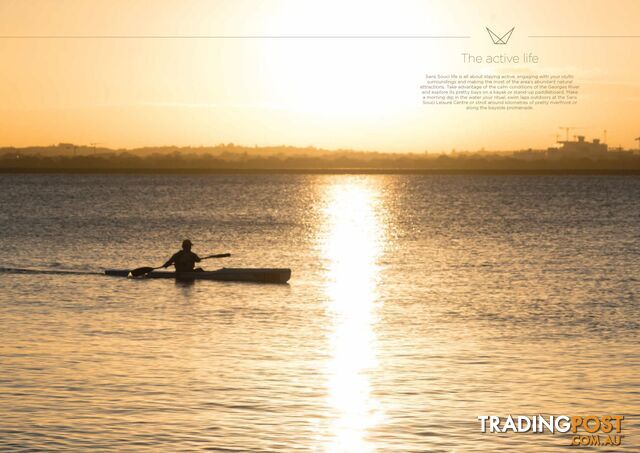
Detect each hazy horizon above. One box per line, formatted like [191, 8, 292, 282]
[4, 140, 640, 173]
[2, 136, 638, 154]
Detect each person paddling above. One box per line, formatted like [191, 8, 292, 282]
[163, 239, 202, 273]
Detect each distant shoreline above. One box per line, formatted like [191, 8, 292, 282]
[3, 168, 640, 176]
[4, 143, 640, 175]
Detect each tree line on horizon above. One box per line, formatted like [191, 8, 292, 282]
[1, 143, 640, 171]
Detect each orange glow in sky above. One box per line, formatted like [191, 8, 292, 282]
[0, 0, 639, 150]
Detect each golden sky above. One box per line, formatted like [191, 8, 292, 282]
[1, 0, 639, 151]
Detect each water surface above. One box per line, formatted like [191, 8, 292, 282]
[1, 174, 638, 451]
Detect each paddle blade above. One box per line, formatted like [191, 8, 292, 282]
[130, 266, 155, 277]
[203, 253, 231, 259]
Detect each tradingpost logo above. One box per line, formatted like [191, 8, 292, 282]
[477, 415, 625, 447]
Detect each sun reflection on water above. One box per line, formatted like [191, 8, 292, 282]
[321, 179, 385, 452]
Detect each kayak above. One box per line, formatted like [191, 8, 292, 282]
[105, 267, 291, 284]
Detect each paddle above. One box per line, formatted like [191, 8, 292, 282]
[129, 253, 231, 277]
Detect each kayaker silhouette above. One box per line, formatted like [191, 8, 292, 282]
[163, 239, 202, 273]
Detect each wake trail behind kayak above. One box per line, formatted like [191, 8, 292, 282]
[0, 267, 104, 276]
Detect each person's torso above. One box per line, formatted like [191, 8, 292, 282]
[173, 250, 198, 272]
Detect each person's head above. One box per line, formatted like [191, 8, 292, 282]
[182, 239, 193, 251]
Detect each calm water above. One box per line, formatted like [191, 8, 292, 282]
[0, 174, 638, 451]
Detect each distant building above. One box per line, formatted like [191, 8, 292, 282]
[511, 135, 638, 161]
[547, 135, 608, 159]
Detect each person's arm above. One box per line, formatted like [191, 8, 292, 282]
[194, 253, 201, 263]
[163, 253, 176, 268]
